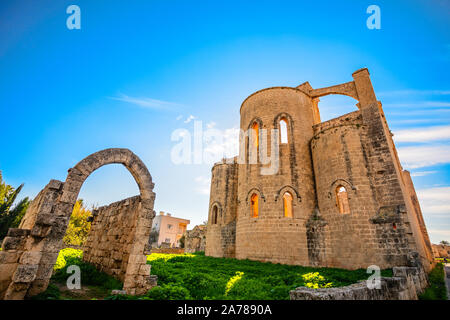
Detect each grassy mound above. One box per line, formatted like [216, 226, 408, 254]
[144, 252, 393, 300]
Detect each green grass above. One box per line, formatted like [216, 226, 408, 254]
[143, 251, 393, 300]
[419, 263, 448, 300]
[32, 248, 122, 300]
[32, 249, 395, 300]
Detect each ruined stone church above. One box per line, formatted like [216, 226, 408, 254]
[205, 68, 434, 271]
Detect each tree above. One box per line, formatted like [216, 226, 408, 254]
[0, 172, 30, 240]
[63, 199, 92, 246]
[179, 234, 185, 248]
[149, 228, 159, 245]
[440, 240, 449, 246]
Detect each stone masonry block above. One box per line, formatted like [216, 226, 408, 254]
[0, 251, 22, 264]
[2, 236, 26, 251]
[139, 264, 151, 276]
[0, 263, 18, 281]
[19, 252, 42, 265]
[12, 264, 38, 283]
[6, 228, 31, 238]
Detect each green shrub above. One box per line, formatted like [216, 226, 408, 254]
[419, 263, 447, 300]
[52, 248, 122, 291]
[145, 284, 192, 300]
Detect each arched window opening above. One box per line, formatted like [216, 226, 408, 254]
[336, 186, 350, 214]
[250, 193, 259, 218]
[251, 122, 259, 149]
[211, 205, 218, 224]
[280, 118, 288, 144]
[317, 95, 359, 122]
[283, 191, 293, 218]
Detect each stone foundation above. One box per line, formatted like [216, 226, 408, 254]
[290, 266, 428, 300]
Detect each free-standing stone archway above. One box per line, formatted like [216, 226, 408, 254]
[0, 148, 156, 299]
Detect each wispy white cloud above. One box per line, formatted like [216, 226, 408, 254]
[393, 125, 450, 142]
[410, 171, 438, 177]
[206, 121, 216, 129]
[203, 127, 240, 164]
[184, 115, 196, 123]
[176, 115, 183, 121]
[384, 101, 450, 108]
[109, 93, 179, 110]
[194, 176, 210, 195]
[389, 119, 449, 125]
[427, 229, 450, 243]
[397, 145, 450, 169]
[416, 186, 450, 217]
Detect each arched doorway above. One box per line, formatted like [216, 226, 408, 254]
[0, 148, 156, 299]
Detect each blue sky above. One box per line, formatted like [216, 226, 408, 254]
[0, 0, 449, 243]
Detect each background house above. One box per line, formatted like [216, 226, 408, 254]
[151, 211, 189, 248]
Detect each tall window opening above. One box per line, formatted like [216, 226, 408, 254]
[336, 186, 350, 214]
[280, 118, 288, 144]
[283, 191, 293, 217]
[250, 193, 259, 218]
[251, 122, 259, 149]
[211, 205, 218, 224]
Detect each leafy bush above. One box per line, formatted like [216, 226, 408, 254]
[53, 248, 83, 271]
[301, 272, 333, 288]
[419, 263, 447, 300]
[0, 173, 30, 240]
[145, 284, 192, 300]
[63, 200, 92, 246]
[52, 248, 122, 291]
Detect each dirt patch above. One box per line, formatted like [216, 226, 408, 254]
[54, 282, 111, 300]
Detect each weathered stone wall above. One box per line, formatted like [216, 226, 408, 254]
[0, 179, 64, 300]
[310, 109, 413, 269]
[185, 225, 206, 253]
[83, 196, 150, 284]
[290, 266, 428, 300]
[205, 68, 435, 272]
[0, 148, 157, 299]
[235, 87, 315, 265]
[205, 161, 238, 258]
[432, 244, 450, 258]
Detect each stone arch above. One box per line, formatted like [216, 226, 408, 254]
[245, 187, 265, 204]
[309, 81, 359, 102]
[58, 149, 156, 293]
[60, 148, 154, 207]
[247, 117, 263, 130]
[209, 201, 222, 224]
[0, 148, 156, 300]
[275, 185, 301, 218]
[328, 179, 356, 215]
[330, 179, 356, 195]
[274, 185, 301, 203]
[273, 112, 294, 145]
[246, 117, 264, 164]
